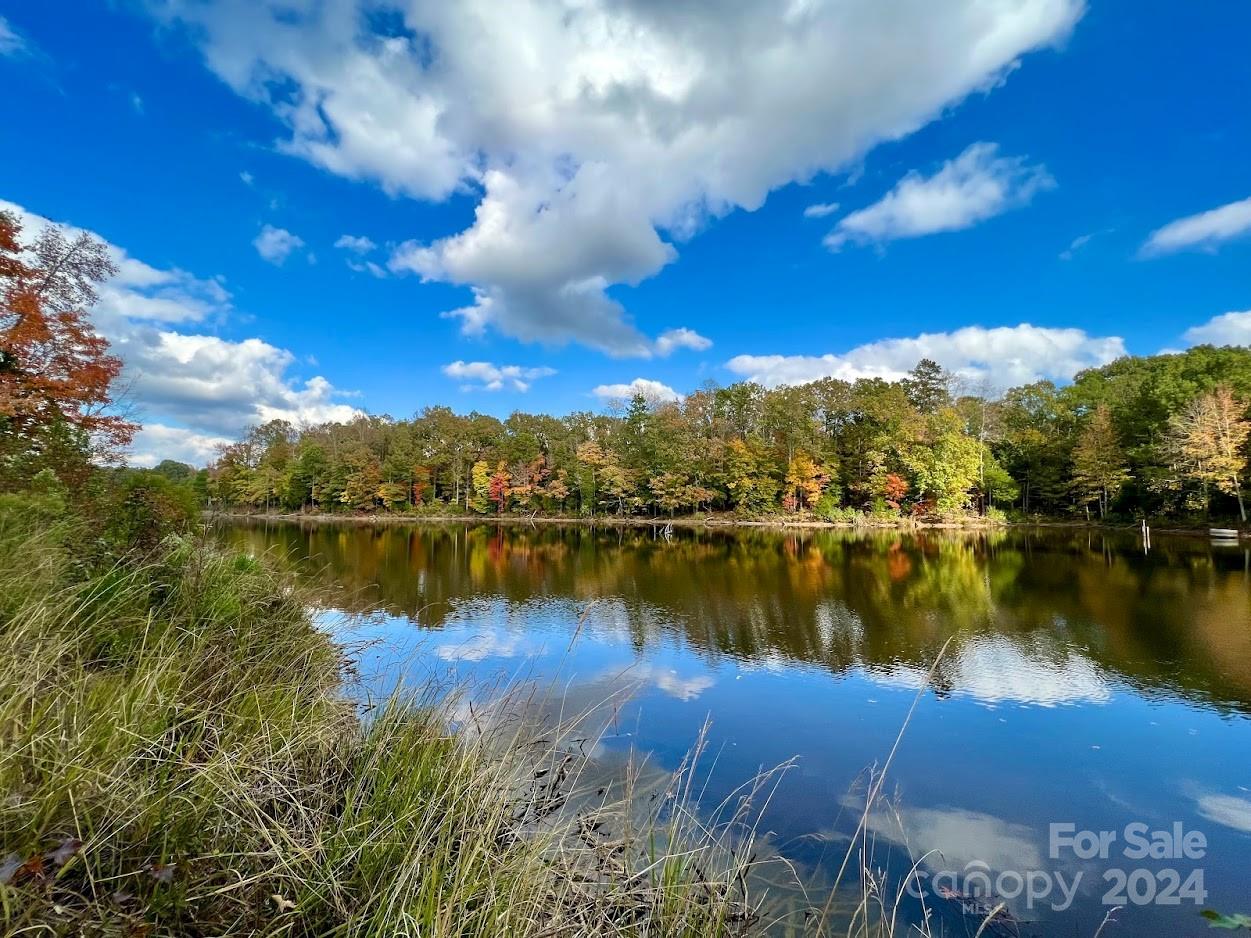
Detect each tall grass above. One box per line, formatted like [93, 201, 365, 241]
[0, 502, 766, 936]
[0, 498, 1073, 937]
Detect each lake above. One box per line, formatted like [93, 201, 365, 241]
[217, 521, 1251, 936]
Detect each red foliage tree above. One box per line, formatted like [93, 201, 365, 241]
[882, 473, 908, 510]
[1, 210, 135, 464]
[488, 461, 510, 513]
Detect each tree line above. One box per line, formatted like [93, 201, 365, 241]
[208, 349, 1251, 523]
[3, 207, 1249, 525]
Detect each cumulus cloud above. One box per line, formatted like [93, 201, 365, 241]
[1183, 309, 1251, 347]
[1, 199, 233, 326]
[592, 378, 681, 404]
[824, 142, 1055, 250]
[335, 233, 388, 276]
[252, 224, 306, 264]
[3, 197, 361, 463]
[334, 233, 377, 254]
[128, 424, 234, 468]
[654, 327, 711, 357]
[442, 360, 557, 392]
[869, 635, 1111, 707]
[145, 0, 1083, 354]
[726, 323, 1126, 390]
[803, 202, 841, 219]
[114, 330, 361, 436]
[1141, 196, 1251, 256]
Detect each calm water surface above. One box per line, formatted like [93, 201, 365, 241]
[218, 521, 1251, 936]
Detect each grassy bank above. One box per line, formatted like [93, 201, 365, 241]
[0, 496, 764, 936]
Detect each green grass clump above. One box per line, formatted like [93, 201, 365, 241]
[0, 500, 761, 936]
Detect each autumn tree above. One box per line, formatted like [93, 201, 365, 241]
[470, 460, 491, 513]
[340, 446, 382, 510]
[577, 441, 636, 515]
[1070, 404, 1129, 518]
[783, 451, 830, 513]
[488, 461, 511, 513]
[881, 473, 908, 511]
[1163, 385, 1250, 520]
[376, 480, 409, 511]
[0, 211, 135, 476]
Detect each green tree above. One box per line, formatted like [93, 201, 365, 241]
[724, 438, 779, 515]
[904, 409, 981, 514]
[902, 359, 952, 414]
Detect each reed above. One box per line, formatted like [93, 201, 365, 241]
[0, 502, 766, 937]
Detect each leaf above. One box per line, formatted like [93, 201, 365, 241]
[271, 893, 297, 913]
[1201, 910, 1251, 930]
[46, 837, 83, 866]
[12, 854, 45, 883]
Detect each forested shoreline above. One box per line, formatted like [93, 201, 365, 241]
[206, 348, 1251, 526]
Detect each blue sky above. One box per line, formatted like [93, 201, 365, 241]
[2, 0, 1249, 465]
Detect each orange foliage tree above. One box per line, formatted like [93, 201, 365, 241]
[0, 210, 135, 468]
[783, 450, 830, 513]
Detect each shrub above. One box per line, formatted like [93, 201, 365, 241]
[105, 471, 199, 552]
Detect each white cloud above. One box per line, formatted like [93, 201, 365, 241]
[803, 201, 840, 219]
[146, 0, 1083, 354]
[869, 635, 1110, 707]
[1059, 232, 1094, 260]
[1183, 309, 1251, 347]
[1, 198, 232, 326]
[727, 323, 1126, 390]
[654, 327, 711, 357]
[334, 233, 377, 254]
[115, 330, 361, 436]
[435, 629, 530, 662]
[239, 170, 254, 186]
[130, 92, 145, 115]
[128, 424, 233, 468]
[347, 259, 388, 278]
[1141, 196, 1251, 256]
[442, 360, 556, 392]
[592, 378, 681, 403]
[3, 197, 361, 464]
[1195, 793, 1251, 834]
[825, 142, 1055, 250]
[861, 804, 1045, 875]
[252, 224, 305, 264]
[0, 15, 25, 56]
[626, 664, 714, 702]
